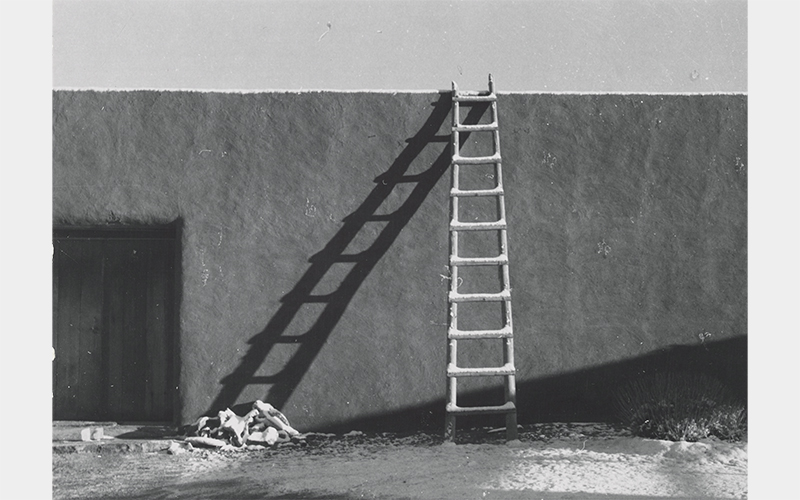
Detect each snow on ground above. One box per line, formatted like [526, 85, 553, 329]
[478, 437, 747, 498]
[52, 423, 747, 499]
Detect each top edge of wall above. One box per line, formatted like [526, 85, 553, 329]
[52, 87, 747, 96]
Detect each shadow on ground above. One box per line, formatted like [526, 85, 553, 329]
[97, 480, 739, 500]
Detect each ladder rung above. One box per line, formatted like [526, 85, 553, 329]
[453, 153, 501, 164]
[450, 255, 508, 266]
[446, 402, 516, 415]
[448, 363, 515, 377]
[454, 94, 497, 102]
[449, 290, 511, 303]
[448, 326, 513, 339]
[450, 220, 507, 231]
[453, 123, 498, 132]
[450, 187, 503, 197]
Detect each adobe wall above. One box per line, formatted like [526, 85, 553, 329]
[53, 90, 747, 429]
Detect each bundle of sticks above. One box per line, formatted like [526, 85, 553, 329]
[183, 400, 303, 448]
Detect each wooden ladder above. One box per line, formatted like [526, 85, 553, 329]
[445, 74, 518, 442]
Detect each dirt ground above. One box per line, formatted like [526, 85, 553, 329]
[52, 423, 747, 500]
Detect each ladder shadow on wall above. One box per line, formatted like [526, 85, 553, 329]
[208, 93, 493, 415]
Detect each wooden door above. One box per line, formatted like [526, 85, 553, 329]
[53, 227, 177, 422]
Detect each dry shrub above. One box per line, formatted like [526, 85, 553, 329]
[612, 371, 747, 442]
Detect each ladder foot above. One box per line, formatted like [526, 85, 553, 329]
[444, 414, 456, 441]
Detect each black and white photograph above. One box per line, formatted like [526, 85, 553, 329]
[1, 0, 798, 498]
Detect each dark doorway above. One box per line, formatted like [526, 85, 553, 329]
[53, 225, 178, 422]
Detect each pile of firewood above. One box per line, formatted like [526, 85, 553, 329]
[182, 400, 304, 448]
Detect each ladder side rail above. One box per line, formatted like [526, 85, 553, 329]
[446, 80, 460, 441]
[503, 301, 518, 439]
[493, 94, 518, 440]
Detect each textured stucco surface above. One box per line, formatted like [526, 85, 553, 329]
[53, 91, 747, 429]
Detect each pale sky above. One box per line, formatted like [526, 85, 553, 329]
[53, 0, 747, 92]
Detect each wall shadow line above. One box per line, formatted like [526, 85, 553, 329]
[311, 335, 747, 433]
